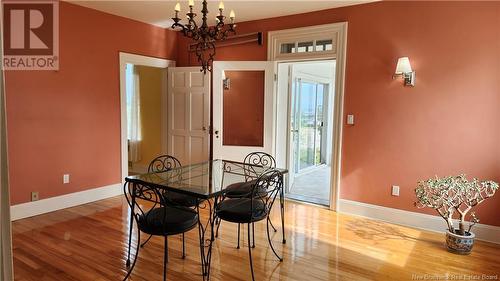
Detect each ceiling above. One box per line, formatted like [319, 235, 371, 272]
[68, 0, 376, 28]
[294, 61, 336, 80]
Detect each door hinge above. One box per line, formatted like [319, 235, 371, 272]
[274, 73, 277, 81]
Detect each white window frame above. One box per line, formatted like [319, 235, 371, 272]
[269, 22, 348, 211]
[268, 23, 342, 61]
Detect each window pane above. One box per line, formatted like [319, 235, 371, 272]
[223, 71, 265, 147]
[315, 39, 333, 51]
[297, 41, 314, 53]
[280, 43, 296, 54]
[299, 82, 317, 170]
[315, 84, 325, 165]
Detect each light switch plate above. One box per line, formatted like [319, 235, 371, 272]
[392, 185, 400, 196]
[63, 174, 70, 184]
[347, 114, 355, 125]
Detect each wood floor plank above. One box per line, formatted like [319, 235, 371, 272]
[11, 196, 500, 281]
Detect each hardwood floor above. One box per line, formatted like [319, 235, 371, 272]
[12, 196, 500, 281]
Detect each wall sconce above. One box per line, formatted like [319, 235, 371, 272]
[222, 71, 231, 90]
[393, 57, 415, 87]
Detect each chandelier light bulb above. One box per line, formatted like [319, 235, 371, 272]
[188, 0, 194, 7]
[174, 3, 181, 12]
[219, 1, 224, 10]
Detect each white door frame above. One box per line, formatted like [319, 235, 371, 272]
[269, 22, 348, 211]
[118, 52, 175, 183]
[212, 61, 275, 161]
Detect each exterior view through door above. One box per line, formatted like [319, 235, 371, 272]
[281, 60, 336, 206]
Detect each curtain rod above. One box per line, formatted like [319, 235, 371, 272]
[188, 32, 262, 52]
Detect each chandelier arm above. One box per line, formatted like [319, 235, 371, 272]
[208, 26, 219, 39]
[191, 18, 199, 30]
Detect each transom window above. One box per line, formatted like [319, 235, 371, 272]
[268, 23, 343, 61]
[280, 39, 333, 54]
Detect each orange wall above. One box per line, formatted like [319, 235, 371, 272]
[177, 1, 500, 226]
[5, 2, 177, 204]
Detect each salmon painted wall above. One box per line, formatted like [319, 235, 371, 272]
[5, 2, 177, 204]
[177, 1, 500, 226]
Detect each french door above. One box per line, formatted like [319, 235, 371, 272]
[291, 78, 328, 173]
[212, 61, 275, 161]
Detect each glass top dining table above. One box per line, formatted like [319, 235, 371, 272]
[125, 159, 288, 199]
[123, 159, 288, 281]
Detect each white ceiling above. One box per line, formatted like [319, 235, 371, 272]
[68, 0, 376, 28]
[294, 61, 336, 79]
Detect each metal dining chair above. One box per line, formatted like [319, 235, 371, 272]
[216, 152, 285, 249]
[139, 155, 199, 259]
[123, 181, 200, 281]
[215, 169, 284, 281]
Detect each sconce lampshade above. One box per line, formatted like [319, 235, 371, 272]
[395, 57, 412, 74]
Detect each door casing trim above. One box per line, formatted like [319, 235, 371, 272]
[268, 22, 348, 211]
[118, 52, 175, 182]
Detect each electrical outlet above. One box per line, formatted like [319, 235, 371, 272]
[347, 114, 355, 125]
[63, 174, 70, 184]
[31, 192, 39, 201]
[392, 185, 400, 196]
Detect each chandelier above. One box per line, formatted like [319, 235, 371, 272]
[172, 0, 236, 73]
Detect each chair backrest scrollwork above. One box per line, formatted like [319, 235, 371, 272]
[148, 155, 182, 173]
[243, 152, 276, 181]
[249, 169, 284, 220]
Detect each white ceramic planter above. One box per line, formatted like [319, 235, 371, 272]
[445, 230, 475, 255]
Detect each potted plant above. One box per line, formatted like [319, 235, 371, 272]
[415, 175, 498, 254]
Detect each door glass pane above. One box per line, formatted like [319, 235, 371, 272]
[297, 41, 314, 53]
[315, 84, 324, 165]
[223, 71, 265, 146]
[298, 82, 316, 170]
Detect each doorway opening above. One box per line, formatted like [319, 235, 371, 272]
[124, 64, 165, 175]
[119, 53, 173, 181]
[279, 60, 336, 206]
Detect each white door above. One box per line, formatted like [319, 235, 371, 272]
[167, 67, 210, 165]
[213, 61, 275, 161]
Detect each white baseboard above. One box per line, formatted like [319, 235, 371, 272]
[10, 183, 123, 221]
[338, 199, 500, 244]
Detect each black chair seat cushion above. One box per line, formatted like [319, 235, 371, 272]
[164, 191, 198, 207]
[216, 198, 268, 223]
[138, 206, 198, 236]
[225, 180, 266, 199]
